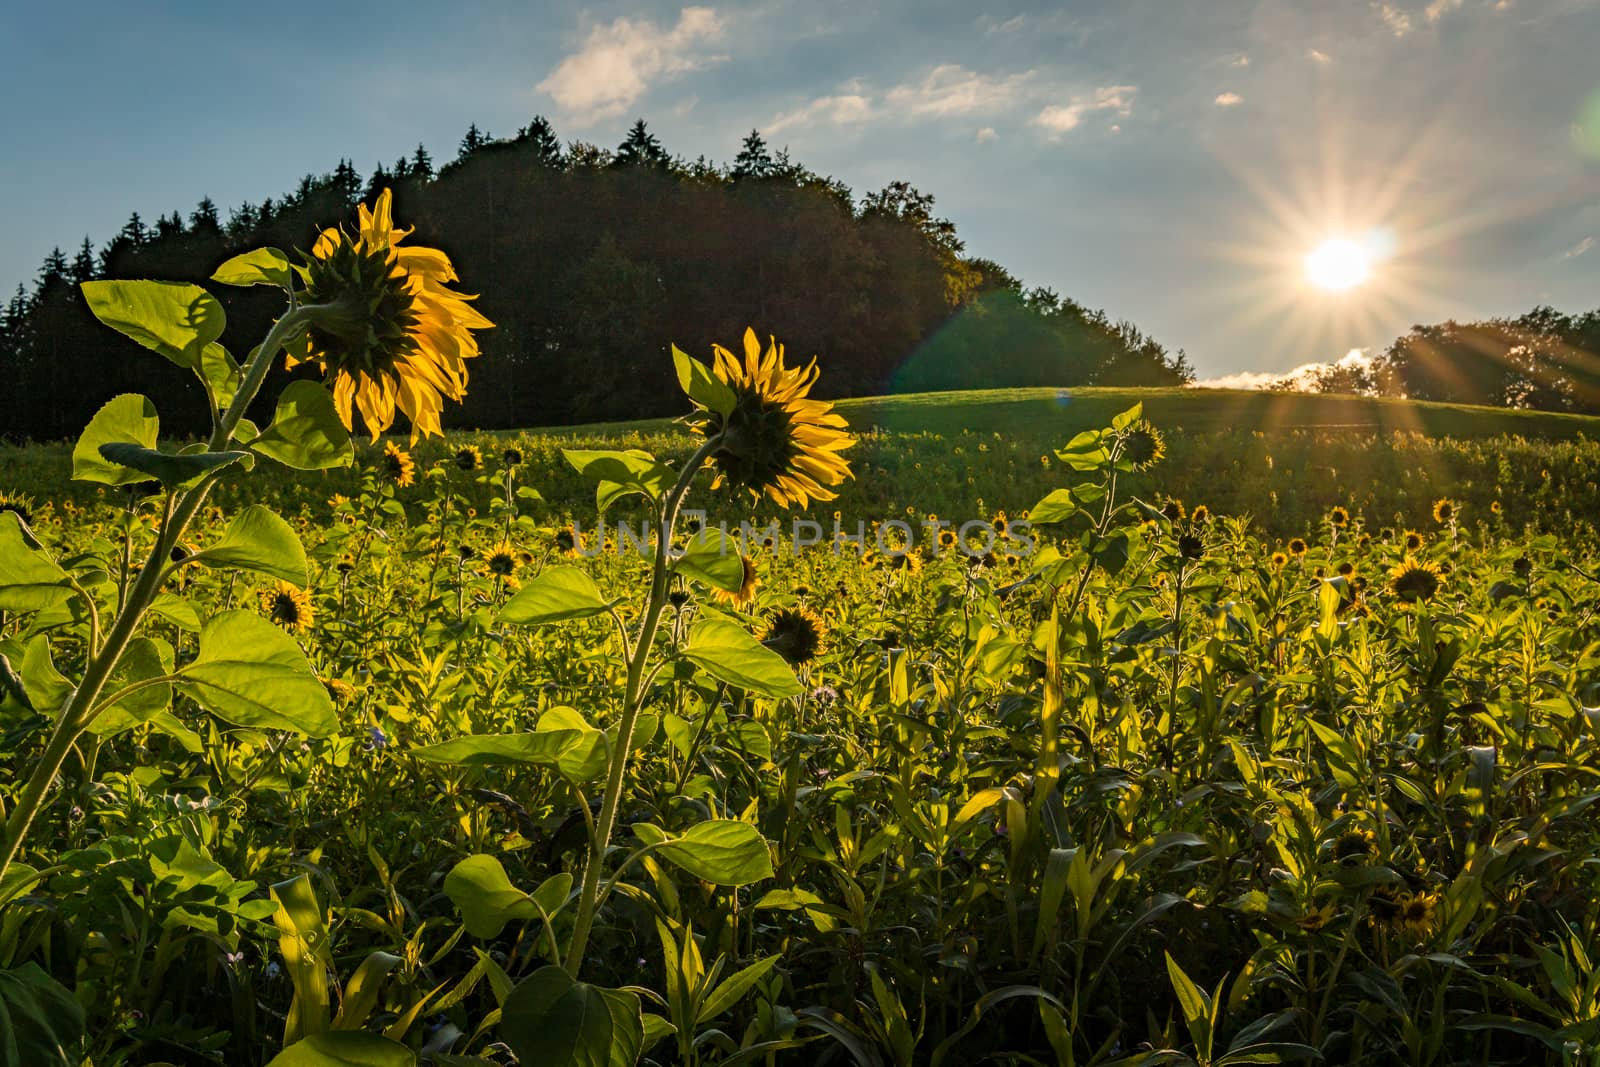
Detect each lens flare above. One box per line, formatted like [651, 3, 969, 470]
[1305, 238, 1372, 291]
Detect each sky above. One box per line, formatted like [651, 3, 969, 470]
[2, 0, 1598, 383]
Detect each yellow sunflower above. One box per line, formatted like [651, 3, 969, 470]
[1328, 505, 1350, 527]
[762, 606, 826, 665]
[260, 581, 314, 632]
[1389, 557, 1442, 603]
[1431, 498, 1457, 525]
[286, 189, 493, 442]
[382, 442, 416, 487]
[690, 329, 854, 508]
[1403, 529, 1425, 551]
[714, 554, 760, 608]
[482, 540, 519, 581]
[455, 445, 483, 471]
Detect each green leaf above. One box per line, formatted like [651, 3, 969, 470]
[410, 731, 583, 768]
[265, 1032, 416, 1067]
[0, 514, 72, 612]
[72, 394, 160, 486]
[653, 820, 774, 886]
[212, 247, 293, 289]
[1027, 489, 1077, 525]
[500, 965, 644, 1067]
[19, 637, 72, 716]
[88, 636, 174, 734]
[672, 345, 736, 416]
[0, 963, 86, 1067]
[682, 617, 802, 698]
[96, 442, 250, 489]
[252, 382, 356, 470]
[1165, 951, 1213, 1058]
[1111, 402, 1144, 431]
[673, 528, 745, 592]
[177, 611, 337, 736]
[563, 449, 670, 513]
[698, 954, 779, 1024]
[81, 279, 225, 369]
[499, 566, 610, 626]
[445, 855, 571, 939]
[272, 874, 335, 1044]
[539, 706, 608, 781]
[194, 505, 309, 586]
[199, 342, 242, 411]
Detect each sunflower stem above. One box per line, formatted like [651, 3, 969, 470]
[564, 436, 719, 977]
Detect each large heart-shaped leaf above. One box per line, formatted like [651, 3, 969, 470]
[177, 611, 337, 736]
[563, 449, 671, 513]
[71, 394, 160, 486]
[97, 443, 250, 489]
[673, 528, 745, 592]
[212, 247, 293, 289]
[500, 965, 643, 1067]
[499, 567, 610, 626]
[0, 514, 72, 612]
[81, 279, 225, 369]
[641, 819, 774, 886]
[682, 617, 801, 698]
[410, 731, 583, 768]
[251, 381, 355, 470]
[0, 963, 86, 1067]
[445, 855, 572, 939]
[194, 505, 309, 586]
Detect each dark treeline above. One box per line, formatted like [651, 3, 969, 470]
[1294, 306, 1600, 412]
[0, 119, 1194, 442]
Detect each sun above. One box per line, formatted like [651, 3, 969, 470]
[1305, 238, 1372, 291]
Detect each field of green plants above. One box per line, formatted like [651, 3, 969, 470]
[4, 224, 1600, 1067]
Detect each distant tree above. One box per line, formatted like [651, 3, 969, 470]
[515, 116, 564, 167]
[566, 140, 613, 169]
[154, 211, 184, 239]
[332, 159, 362, 207]
[411, 143, 434, 180]
[613, 119, 669, 169]
[392, 156, 412, 180]
[730, 130, 774, 179]
[226, 202, 257, 240]
[363, 162, 391, 203]
[458, 122, 487, 160]
[69, 238, 96, 285]
[189, 196, 222, 236]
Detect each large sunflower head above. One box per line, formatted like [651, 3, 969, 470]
[382, 441, 416, 487]
[1390, 557, 1442, 603]
[1119, 420, 1166, 470]
[689, 329, 854, 509]
[260, 581, 314, 632]
[762, 606, 826, 666]
[286, 189, 493, 442]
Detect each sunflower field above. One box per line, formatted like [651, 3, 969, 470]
[3, 200, 1600, 1067]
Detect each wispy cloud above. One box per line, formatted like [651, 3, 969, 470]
[538, 7, 724, 124]
[884, 64, 1034, 117]
[1376, 2, 1413, 36]
[1231, 54, 1251, 67]
[1425, 0, 1465, 21]
[768, 92, 874, 133]
[1031, 85, 1138, 138]
[1215, 91, 1243, 106]
[976, 126, 998, 143]
[1308, 48, 1333, 63]
[1564, 235, 1595, 259]
[1195, 350, 1375, 392]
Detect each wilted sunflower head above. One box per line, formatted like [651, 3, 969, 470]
[1403, 529, 1425, 551]
[1161, 499, 1186, 523]
[1190, 504, 1211, 524]
[1333, 827, 1376, 863]
[1288, 537, 1308, 557]
[1431, 498, 1456, 524]
[503, 447, 523, 467]
[554, 525, 579, 557]
[261, 581, 314, 632]
[483, 540, 518, 578]
[455, 445, 483, 471]
[763, 606, 826, 666]
[1178, 533, 1204, 560]
[382, 442, 416, 487]
[285, 188, 492, 443]
[714, 554, 760, 608]
[689, 329, 855, 509]
[1119, 420, 1166, 470]
[1336, 561, 1354, 577]
[1390, 557, 1442, 603]
[0, 491, 34, 528]
[1329, 505, 1350, 527]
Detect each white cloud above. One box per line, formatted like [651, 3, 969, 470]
[1564, 235, 1595, 259]
[1377, 2, 1413, 35]
[1308, 48, 1333, 63]
[1425, 0, 1464, 20]
[1231, 54, 1251, 67]
[768, 93, 874, 133]
[1195, 349, 1375, 392]
[1215, 92, 1243, 106]
[1031, 85, 1138, 138]
[884, 65, 1034, 117]
[976, 126, 998, 143]
[537, 7, 724, 124]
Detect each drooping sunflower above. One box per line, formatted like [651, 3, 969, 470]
[455, 445, 483, 472]
[286, 188, 493, 442]
[1328, 505, 1350, 528]
[1431, 498, 1456, 525]
[714, 554, 760, 608]
[1178, 533, 1205, 561]
[382, 442, 416, 487]
[1120, 420, 1166, 470]
[1161, 499, 1186, 523]
[1190, 504, 1211, 524]
[0, 491, 34, 527]
[1389, 557, 1442, 603]
[1332, 827, 1376, 863]
[762, 606, 826, 666]
[261, 581, 314, 632]
[689, 329, 854, 509]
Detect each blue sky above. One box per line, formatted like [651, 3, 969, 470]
[2, 0, 1598, 381]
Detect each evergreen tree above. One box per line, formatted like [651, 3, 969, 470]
[34, 248, 69, 293]
[332, 159, 362, 207]
[364, 163, 391, 203]
[458, 123, 486, 160]
[189, 196, 221, 235]
[119, 212, 150, 247]
[227, 202, 258, 240]
[613, 119, 669, 169]
[257, 196, 275, 224]
[392, 156, 412, 180]
[730, 129, 773, 179]
[411, 143, 434, 180]
[516, 116, 563, 167]
[155, 211, 184, 239]
[69, 238, 96, 285]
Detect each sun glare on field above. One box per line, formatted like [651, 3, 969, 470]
[1305, 237, 1372, 291]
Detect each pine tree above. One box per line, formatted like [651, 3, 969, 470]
[155, 211, 184, 239]
[613, 119, 669, 169]
[731, 129, 773, 179]
[69, 238, 96, 285]
[517, 116, 564, 167]
[227, 202, 258, 240]
[34, 248, 69, 293]
[333, 158, 362, 207]
[392, 156, 412, 180]
[411, 143, 434, 180]
[190, 196, 221, 235]
[458, 122, 486, 160]
[364, 162, 391, 203]
[257, 197, 275, 224]
[119, 212, 150, 247]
